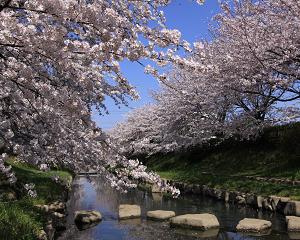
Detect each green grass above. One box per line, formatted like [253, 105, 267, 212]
[0, 159, 73, 240]
[158, 171, 300, 200]
[146, 123, 300, 200]
[0, 200, 44, 240]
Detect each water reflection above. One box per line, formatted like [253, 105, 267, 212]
[58, 177, 289, 240]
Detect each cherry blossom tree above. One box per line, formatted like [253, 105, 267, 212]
[111, 0, 300, 156]
[212, 0, 300, 121]
[111, 60, 230, 155]
[0, 0, 195, 195]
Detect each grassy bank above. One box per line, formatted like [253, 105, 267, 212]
[146, 123, 300, 200]
[0, 159, 73, 240]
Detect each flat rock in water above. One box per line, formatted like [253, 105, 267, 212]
[119, 204, 141, 220]
[236, 218, 272, 233]
[286, 216, 300, 232]
[170, 213, 220, 230]
[74, 210, 102, 227]
[147, 210, 175, 221]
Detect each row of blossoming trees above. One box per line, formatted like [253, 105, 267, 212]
[0, 0, 210, 195]
[111, 0, 300, 157]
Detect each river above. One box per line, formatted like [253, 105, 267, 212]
[58, 176, 293, 240]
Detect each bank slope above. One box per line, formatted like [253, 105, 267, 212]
[0, 159, 73, 240]
[146, 123, 300, 200]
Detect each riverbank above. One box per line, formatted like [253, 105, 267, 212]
[0, 159, 73, 240]
[146, 123, 300, 201]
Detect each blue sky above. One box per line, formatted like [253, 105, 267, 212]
[92, 0, 221, 130]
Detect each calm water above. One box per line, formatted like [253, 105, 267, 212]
[58, 176, 295, 240]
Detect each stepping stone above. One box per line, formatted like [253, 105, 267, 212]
[236, 218, 272, 233]
[286, 216, 300, 232]
[119, 204, 141, 220]
[74, 210, 102, 226]
[170, 213, 220, 230]
[147, 210, 175, 221]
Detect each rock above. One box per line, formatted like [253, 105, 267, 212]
[246, 194, 256, 207]
[37, 230, 48, 240]
[74, 210, 102, 226]
[256, 196, 264, 209]
[35, 201, 66, 214]
[277, 197, 290, 213]
[262, 198, 273, 211]
[202, 185, 210, 196]
[207, 187, 215, 198]
[0, 187, 17, 202]
[224, 191, 230, 203]
[0, 191, 17, 201]
[52, 212, 65, 218]
[119, 204, 141, 220]
[35, 204, 49, 212]
[213, 189, 224, 200]
[286, 216, 300, 232]
[192, 184, 202, 195]
[44, 220, 55, 240]
[229, 191, 237, 202]
[284, 201, 300, 216]
[236, 218, 272, 233]
[170, 213, 220, 230]
[151, 184, 162, 193]
[51, 212, 66, 231]
[48, 201, 66, 213]
[6, 191, 17, 201]
[236, 195, 246, 205]
[270, 195, 281, 211]
[147, 210, 175, 221]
